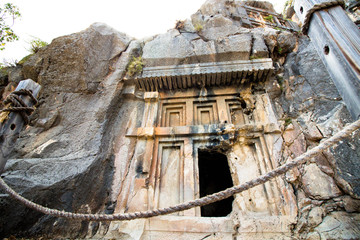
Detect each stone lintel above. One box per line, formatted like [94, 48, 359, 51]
[126, 123, 281, 138]
[134, 59, 274, 92]
[144, 92, 159, 101]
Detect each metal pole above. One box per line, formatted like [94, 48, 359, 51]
[294, 0, 360, 119]
[0, 79, 41, 173]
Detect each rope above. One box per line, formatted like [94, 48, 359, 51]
[301, 0, 345, 34]
[0, 89, 38, 124]
[1, 118, 360, 221]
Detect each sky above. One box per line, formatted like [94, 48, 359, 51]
[1, 0, 286, 64]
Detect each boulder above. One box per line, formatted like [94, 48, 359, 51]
[142, 29, 195, 66]
[200, 14, 242, 40]
[22, 23, 133, 93]
[301, 163, 342, 200]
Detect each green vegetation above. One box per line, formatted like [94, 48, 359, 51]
[249, 56, 262, 60]
[264, 15, 274, 23]
[28, 37, 48, 54]
[277, 46, 283, 54]
[127, 56, 144, 77]
[17, 53, 33, 65]
[0, 63, 7, 73]
[194, 23, 203, 32]
[284, 118, 292, 127]
[0, 3, 21, 51]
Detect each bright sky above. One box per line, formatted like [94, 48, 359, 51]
[1, 0, 286, 64]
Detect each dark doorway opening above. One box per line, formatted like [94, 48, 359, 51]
[198, 149, 234, 217]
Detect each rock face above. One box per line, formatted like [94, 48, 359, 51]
[1, 0, 359, 239]
[0, 23, 140, 238]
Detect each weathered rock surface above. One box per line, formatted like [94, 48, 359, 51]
[301, 164, 342, 200]
[313, 212, 360, 239]
[23, 23, 132, 93]
[0, 0, 359, 239]
[0, 23, 142, 238]
[307, 206, 325, 227]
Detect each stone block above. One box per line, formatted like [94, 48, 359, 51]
[215, 34, 252, 61]
[142, 29, 194, 67]
[301, 163, 342, 200]
[191, 38, 217, 62]
[251, 34, 269, 58]
[201, 15, 240, 40]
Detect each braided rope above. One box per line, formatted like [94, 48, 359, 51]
[301, 0, 345, 34]
[12, 89, 39, 105]
[0, 89, 37, 124]
[1, 118, 360, 221]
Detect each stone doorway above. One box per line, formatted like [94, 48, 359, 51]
[198, 149, 234, 217]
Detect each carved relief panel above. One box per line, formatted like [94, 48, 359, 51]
[121, 87, 297, 221]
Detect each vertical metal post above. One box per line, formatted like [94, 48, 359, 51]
[294, 0, 360, 119]
[0, 79, 41, 173]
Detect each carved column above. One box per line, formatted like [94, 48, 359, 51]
[125, 92, 159, 212]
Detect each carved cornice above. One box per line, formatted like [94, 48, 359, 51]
[131, 58, 274, 91]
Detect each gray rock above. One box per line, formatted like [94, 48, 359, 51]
[199, 0, 229, 17]
[142, 29, 194, 67]
[8, 66, 24, 84]
[3, 156, 95, 191]
[200, 14, 241, 40]
[263, 28, 278, 55]
[308, 207, 325, 227]
[306, 231, 321, 240]
[243, 1, 276, 13]
[327, 130, 360, 198]
[143, 28, 253, 66]
[342, 195, 360, 213]
[315, 103, 352, 137]
[34, 109, 60, 130]
[183, 19, 196, 33]
[215, 33, 252, 61]
[277, 31, 297, 54]
[314, 212, 360, 239]
[0, 23, 139, 238]
[302, 163, 342, 200]
[251, 33, 269, 58]
[191, 38, 217, 62]
[22, 23, 133, 93]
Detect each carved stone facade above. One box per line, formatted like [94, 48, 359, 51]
[105, 82, 298, 239]
[1, 1, 360, 239]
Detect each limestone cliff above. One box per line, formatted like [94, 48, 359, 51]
[0, 1, 359, 239]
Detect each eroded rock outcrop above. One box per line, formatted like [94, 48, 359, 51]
[0, 0, 359, 239]
[0, 23, 144, 238]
